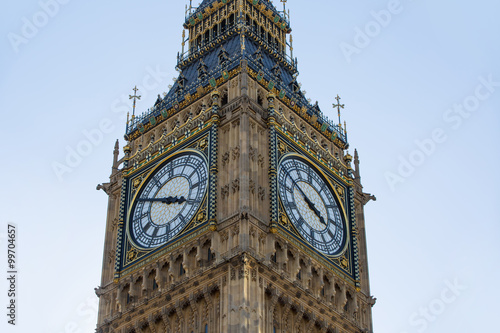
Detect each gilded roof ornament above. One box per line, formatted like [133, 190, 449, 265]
[333, 94, 345, 128]
[129, 86, 141, 119]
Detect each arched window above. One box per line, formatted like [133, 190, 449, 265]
[208, 248, 213, 262]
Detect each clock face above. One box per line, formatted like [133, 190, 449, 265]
[129, 151, 208, 249]
[278, 155, 347, 256]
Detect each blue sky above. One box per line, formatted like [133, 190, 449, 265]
[1, 0, 499, 332]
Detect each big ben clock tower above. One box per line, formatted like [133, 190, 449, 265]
[95, 1, 376, 332]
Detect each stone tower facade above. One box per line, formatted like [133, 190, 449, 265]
[95, 1, 376, 332]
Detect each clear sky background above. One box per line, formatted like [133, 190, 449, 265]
[1, 0, 499, 332]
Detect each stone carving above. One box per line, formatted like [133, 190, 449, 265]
[220, 230, 229, 242]
[231, 224, 240, 236]
[249, 179, 256, 194]
[283, 303, 292, 332]
[258, 154, 264, 168]
[258, 187, 265, 201]
[147, 316, 157, 333]
[259, 232, 266, 245]
[222, 151, 230, 167]
[111, 218, 118, 231]
[249, 226, 256, 238]
[221, 185, 229, 200]
[249, 146, 257, 161]
[107, 249, 115, 264]
[232, 179, 240, 194]
[232, 146, 240, 160]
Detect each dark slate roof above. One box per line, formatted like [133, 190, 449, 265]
[165, 34, 243, 103]
[140, 35, 300, 124]
[127, 1, 345, 145]
[128, 33, 339, 139]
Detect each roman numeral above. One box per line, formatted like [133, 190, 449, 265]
[321, 234, 327, 244]
[328, 229, 334, 240]
[134, 212, 148, 221]
[152, 176, 162, 187]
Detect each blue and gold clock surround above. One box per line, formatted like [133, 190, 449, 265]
[278, 153, 348, 257]
[273, 133, 359, 285]
[127, 149, 209, 250]
[113, 119, 220, 279]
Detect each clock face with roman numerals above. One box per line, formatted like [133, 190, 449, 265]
[128, 150, 208, 249]
[278, 155, 347, 256]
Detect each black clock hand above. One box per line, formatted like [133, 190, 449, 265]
[137, 196, 186, 205]
[283, 169, 327, 226]
[304, 197, 327, 226]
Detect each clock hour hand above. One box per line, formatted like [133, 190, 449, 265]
[137, 196, 186, 205]
[303, 195, 327, 226]
[283, 168, 327, 226]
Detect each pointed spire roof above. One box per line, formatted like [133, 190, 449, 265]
[126, 0, 347, 149]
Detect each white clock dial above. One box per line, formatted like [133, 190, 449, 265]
[129, 151, 208, 249]
[278, 155, 346, 256]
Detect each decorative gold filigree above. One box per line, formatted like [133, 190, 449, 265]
[335, 185, 345, 200]
[279, 213, 289, 227]
[133, 178, 142, 189]
[197, 211, 207, 223]
[340, 256, 349, 269]
[127, 248, 138, 262]
[278, 141, 287, 153]
[198, 138, 208, 150]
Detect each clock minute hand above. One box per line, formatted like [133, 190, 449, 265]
[138, 196, 186, 205]
[305, 197, 327, 226]
[284, 169, 327, 226]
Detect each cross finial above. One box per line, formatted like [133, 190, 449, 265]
[333, 94, 345, 127]
[280, 0, 287, 13]
[129, 85, 141, 118]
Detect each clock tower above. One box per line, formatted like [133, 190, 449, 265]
[96, 1, 376, 332]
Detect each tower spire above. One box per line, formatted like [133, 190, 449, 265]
[112, 140, 120, 171]
[354, 149, 361, 180]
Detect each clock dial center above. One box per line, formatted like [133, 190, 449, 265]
[150, 177, 190, 226]
[293, 181, 328, 231]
